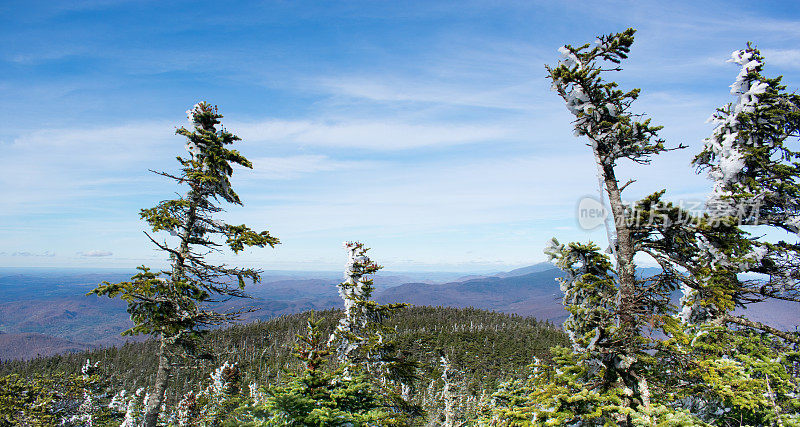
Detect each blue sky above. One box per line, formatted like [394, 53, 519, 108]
[2, 0, 800, 272]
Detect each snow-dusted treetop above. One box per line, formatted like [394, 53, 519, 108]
[547, 28, 671, 168]
[330, 241, 383, 360]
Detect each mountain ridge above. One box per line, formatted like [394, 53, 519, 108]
[2, 262, 797, 361]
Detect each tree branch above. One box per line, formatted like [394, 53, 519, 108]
[721, 314, 800, 344]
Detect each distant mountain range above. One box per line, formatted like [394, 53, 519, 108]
[0, 263, 797, 361]
[377, 269, 566, 321]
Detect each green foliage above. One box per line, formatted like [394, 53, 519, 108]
[91, 101, 280, 350]
[329, 242, 418, 414]
[545, 240, 618, 356]
[691, 43, 800, 319]
[88, 101, 279, 425]
[546, 28, 669, 167]
[237, 314, 399, 426]
[484, 28, 800, 426]
[9, 30, 800, 427]
[657, 325, 800, 426]
[224, 224, 280, 255]
[544, 28, 680, 416]
[0, 364, 116, 426]
[1, 307, 567, 425]
[91, 267, 208, 345]
[482, 347, 630, 425]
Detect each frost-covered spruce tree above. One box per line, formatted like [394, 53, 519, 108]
[544, 28, 674, 413]
[691, 44, 800, 336]
[484, 32, 800, 426]
[196, 361, 243, 424]
[330, 242, 413, 377]
[330, 241, 385, 362]
[0, 369, 115, 426]
[67, 359, 102, 426]
[650, 44, 800, 425]
[479, 28, 666, 426]
[239, 314, 396, 425]
[439, 355, 458, 427]
[329, 242, 419, 417]
[91, 102, 279, 427]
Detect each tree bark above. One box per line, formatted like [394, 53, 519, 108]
[143, 338, 171, 427]
[600, 161, 637, 339]
[595, 147, 649, 413]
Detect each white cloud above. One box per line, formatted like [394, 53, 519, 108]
[234, 119, 512, 150]
[231, 152, 599, 235]
[317, 76, 545, 111]
[246, 155, 373, 180]
[10, 121, 174, 153]
[0, 121, 179, 215]
[78, 250, 114, 257]
[4, 251, 56, 257]
[762, 49, 800, 69]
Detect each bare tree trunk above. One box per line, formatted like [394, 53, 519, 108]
[600, 162, 637, 337]
[144, 338, 171, 427]
[596, 150, 650, 413]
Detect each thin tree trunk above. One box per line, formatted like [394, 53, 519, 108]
[144, 338, 171, 427]
[145, 189, 199, 426]
[601, 162, 637, 337]
[172, 190, 199, 281]
[596, 149, 649, 413]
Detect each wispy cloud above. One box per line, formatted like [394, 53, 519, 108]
[2, 0, 799, 270]
[78, 250, 114, 257]
[247, 155, 373, 180]
[0, 251, 56, 257]
[234, 119, 512, 150]
[0, 122, 177, 215]
[317, 77, 542, 111]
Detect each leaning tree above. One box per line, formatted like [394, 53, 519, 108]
[543, 28, 673, 414]
[91, 102, 279, 427]
[485, 29, 800, 425]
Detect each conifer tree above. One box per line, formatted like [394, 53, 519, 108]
[91, 102, 279, 426]
[691, 44, 800, 335]
[482, 30, 800, 426]
[247, 314, 393, 426]
[544, 28, 673, 413]
[330, 242, 407, 368]
[658, 43, 800, 425]
[329, 242, 419, 414]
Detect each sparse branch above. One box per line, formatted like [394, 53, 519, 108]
[619, 179, 637, 192]
[721, 314, 800, 344]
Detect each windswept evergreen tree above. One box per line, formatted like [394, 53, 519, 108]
[326, 242, 420, 420]
[543, 28, 672, 414]
[690, 44, 800, 335]
[330, 242, 407, 368]
[329, 242, 419, 412]
[91, 102, 279, 426]
[483, 30, 800, 425]
[661, 43, 800, 425]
